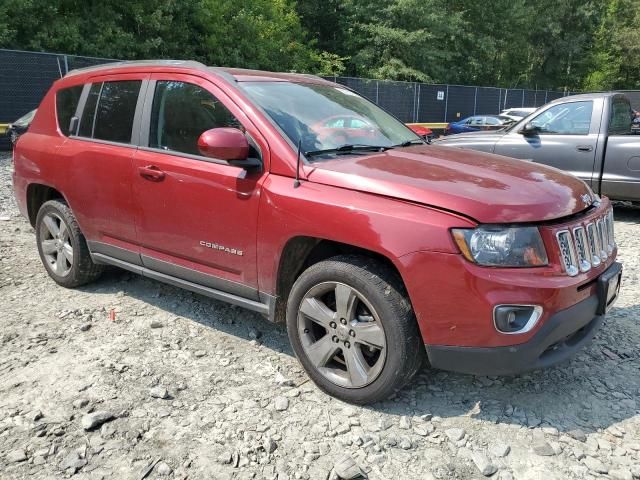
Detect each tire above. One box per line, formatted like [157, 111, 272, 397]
[35, 199, 104, 288]
[286, 254, 425, 404]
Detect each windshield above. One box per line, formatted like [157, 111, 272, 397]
[240, 82, 420, 158]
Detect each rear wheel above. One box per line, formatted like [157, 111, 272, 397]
[286, 255, 424, 404]
[35, 199, 104, 288]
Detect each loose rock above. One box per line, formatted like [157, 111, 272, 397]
[333, 454, 366, 479]
[6, 449, 27, 463]
[472, 452, 498, 477]
[81, 411, 115, 430]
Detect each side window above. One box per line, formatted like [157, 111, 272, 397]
[484, 117, 500, 126]
[609, 97, 633, 135]
[77, 81, 141, 143]
[149, 80, 242, 157]
[530, 101, 593, 135]
[93, 81, 141, 143]
[78, 83, 101, 138]
[56, 85, 83, 136]
[470, 117, 484, 126]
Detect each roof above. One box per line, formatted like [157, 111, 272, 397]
[547, 91, 624, 103]
[65, 59, 332, 85]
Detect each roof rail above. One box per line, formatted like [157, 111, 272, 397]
[65, 59, 208, 77]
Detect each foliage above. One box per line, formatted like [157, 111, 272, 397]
[0, 0, 637, 90]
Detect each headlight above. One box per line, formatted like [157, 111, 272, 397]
[452, 226, 548, 267]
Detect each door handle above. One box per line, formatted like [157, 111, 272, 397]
[576, 145, 593, 152]
[138, 165, 165, 182]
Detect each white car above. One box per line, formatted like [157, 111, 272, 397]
[499, 107, 537, 121]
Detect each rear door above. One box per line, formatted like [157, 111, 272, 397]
[598, 95, 640, 201]
[132, 73, 268, 297]
[57, 74, 148, 261]
[493, 100, 600, 187]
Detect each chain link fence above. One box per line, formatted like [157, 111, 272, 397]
[328, 76, 574, 123]
[3, 49, 638, 149]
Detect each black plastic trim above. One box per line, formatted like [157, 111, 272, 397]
[91, 252, 276, 319]
[140, 254, 259, 301]
[425, 291, 608, 376]
[88, 241, 142, 266]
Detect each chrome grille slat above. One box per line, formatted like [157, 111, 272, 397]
[596, 218, 608, 260]
[586, 222, 601, 267]
[572, 226, 591, 272]
[556, 230, 579, 276]
[556, 207, 614, 276]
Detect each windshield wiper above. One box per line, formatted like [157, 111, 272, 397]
[394, 139, 426, 147]
[305, 144, 393, 158]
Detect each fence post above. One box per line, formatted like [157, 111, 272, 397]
[444, 85, 449, 122]
[63, 55, 69, 75]
[415, 83, 421, 123]
[473, 87, 478, 115]
[545, 90, 548, 104]
[521, 89, 525, 107]
[375, 81, 379, 104]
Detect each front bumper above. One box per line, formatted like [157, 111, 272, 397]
[425, 262, 622, 376]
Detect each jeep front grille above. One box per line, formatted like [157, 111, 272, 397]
[556, 207, 615, 276]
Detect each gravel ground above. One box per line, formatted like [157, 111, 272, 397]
[1, 151, 639, 480]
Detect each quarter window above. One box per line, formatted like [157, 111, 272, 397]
[530, 101, 593, 135]
[78, 80, 142, 143]
[149, 80, 242, 157]
[56, 85, 83, 136]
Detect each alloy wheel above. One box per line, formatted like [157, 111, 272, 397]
[39, 212, 73, 277]
[297, 281, 387, 388]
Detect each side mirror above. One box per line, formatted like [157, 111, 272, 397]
[519, 122, 539, 136]
[198, 128, 252, 164]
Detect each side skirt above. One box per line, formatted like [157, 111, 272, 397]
[91, 252, 277, 321]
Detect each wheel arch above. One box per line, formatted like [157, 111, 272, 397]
[272, 236, 407, 323]
[26, 183, 66, 227]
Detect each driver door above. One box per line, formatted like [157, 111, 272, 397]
[132, 73, 268, 297]
[493, 100, 599, 186]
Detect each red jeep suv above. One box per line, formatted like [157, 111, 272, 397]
[12, 61, 622, 404]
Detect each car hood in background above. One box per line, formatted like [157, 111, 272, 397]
[433, 130, 508, 146]
[306, 144, 594, 224]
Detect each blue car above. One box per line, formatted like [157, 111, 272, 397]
[445, 115, 514, 135]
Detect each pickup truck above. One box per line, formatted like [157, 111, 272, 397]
[434, 92, 640, 203]
[13, 61, 621, 404]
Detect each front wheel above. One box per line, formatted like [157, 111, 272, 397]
[286, 255, 425, 404]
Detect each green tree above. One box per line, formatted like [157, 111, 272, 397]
[585, 0, 640, 90]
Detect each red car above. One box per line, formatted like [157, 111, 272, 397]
[13, 61, 621, 404]
[406, 123, 434, 141]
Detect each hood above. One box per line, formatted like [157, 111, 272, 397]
[433, 130, 508, 145]
[305, 145, 594, 223]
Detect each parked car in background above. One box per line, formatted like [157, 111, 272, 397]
[7, 109, 36, 146]
[406, 123, 434, 142]
[13, 61, 621, 404]
[500, 107, 537, 121]
[444, 115, 514, 135]
[434, 92, 640, 202]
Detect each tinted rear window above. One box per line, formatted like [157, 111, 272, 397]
[56, 85, 83, 136]
[78, 80, 141, 143]
[94, 81, 141, 143]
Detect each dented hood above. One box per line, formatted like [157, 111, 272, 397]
[305, 144, 594, 223]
